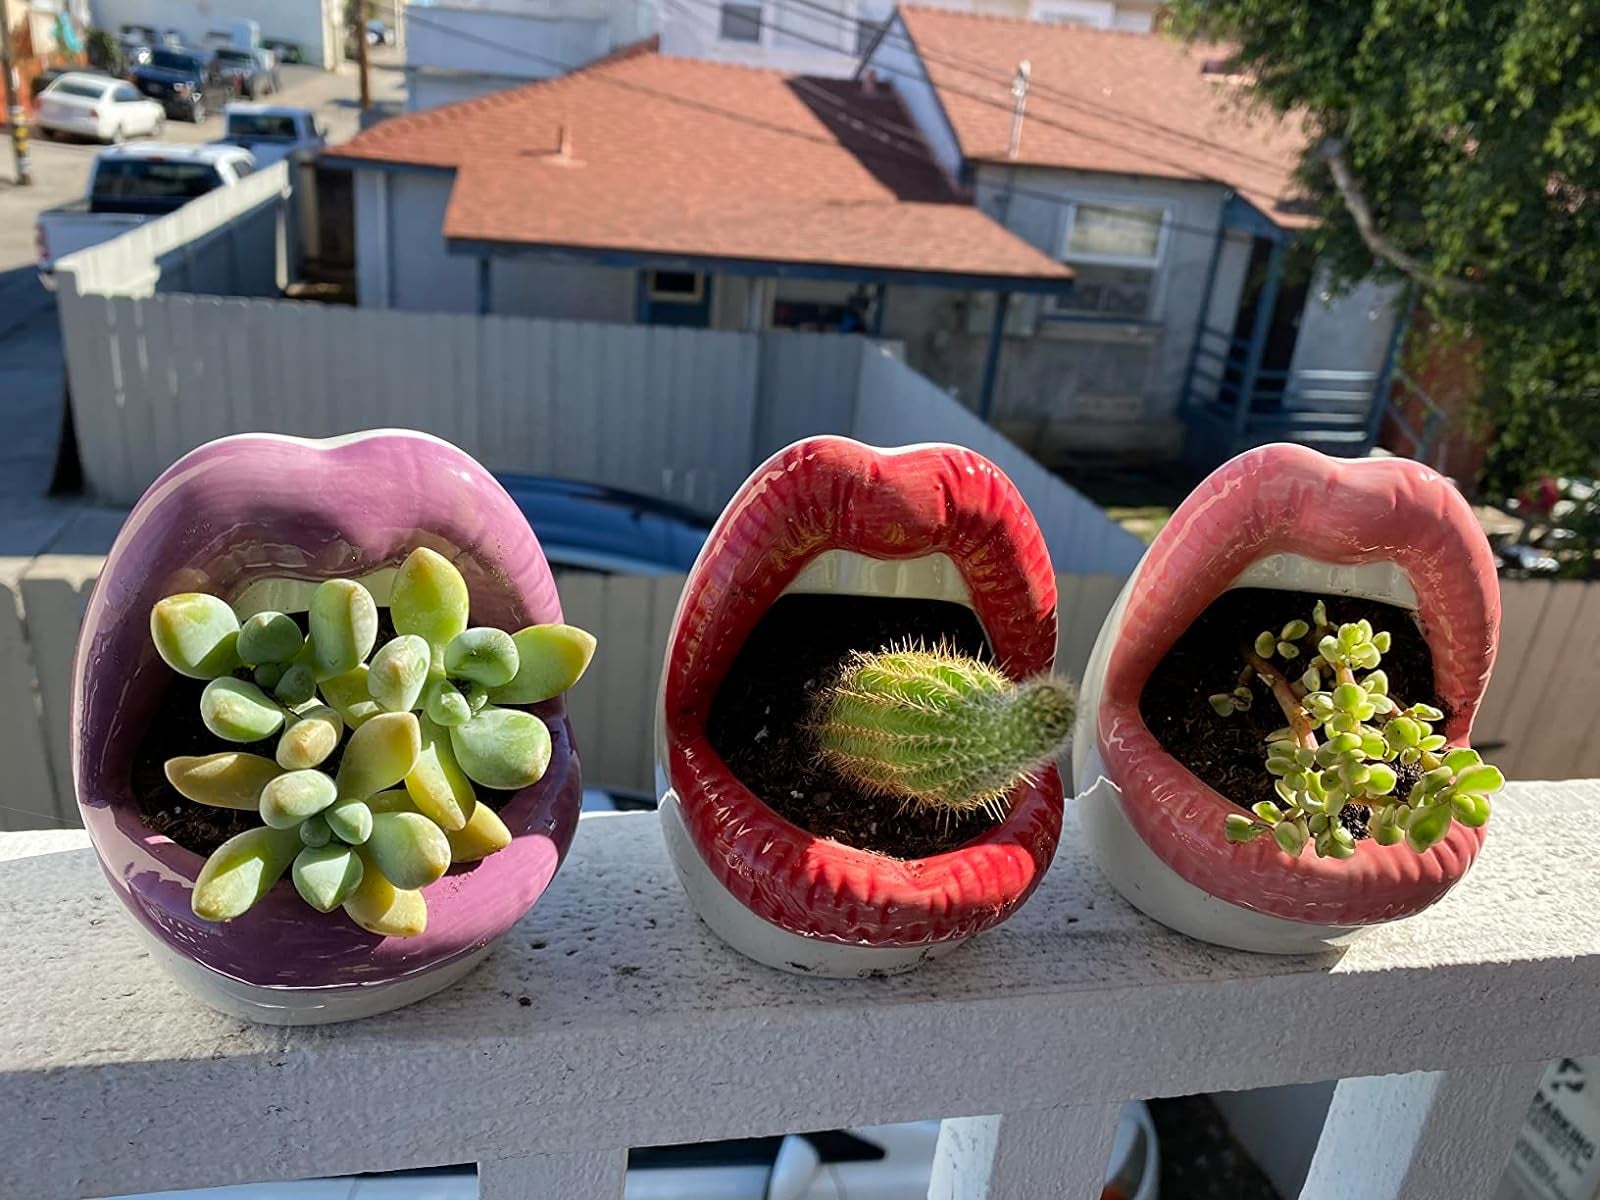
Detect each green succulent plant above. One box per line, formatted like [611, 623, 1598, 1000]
[813, 644, 1076, 819]
[1210, 599, 1503, 860]
[151, 547, 597, 936]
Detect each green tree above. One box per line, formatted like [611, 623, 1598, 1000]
[1171, 0, 1600, 495]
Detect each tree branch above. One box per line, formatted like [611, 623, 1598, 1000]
[1317, 137, 1483, 297]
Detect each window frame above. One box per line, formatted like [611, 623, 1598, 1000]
[1048, 198, 1172, 320]
[717, 1, 764, 43]
[646, 270, 707, 304]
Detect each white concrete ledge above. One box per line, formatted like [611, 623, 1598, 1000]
[1, 786, 1598, 1198]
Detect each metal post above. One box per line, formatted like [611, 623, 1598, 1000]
[477, 256, 492, 315]
[1180, 200, 1230, 412]
[978, 291, 1010, 421]
[1364, 285, 1414, 452]
[356, 0, 372, 112]
[1234, 237, 1285, 440]
[1, 6, 33, 187]
[870, 282, 887, 336]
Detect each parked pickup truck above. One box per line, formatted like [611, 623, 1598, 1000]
[35, 143, 256, 286]
[213, 104, 324, 165]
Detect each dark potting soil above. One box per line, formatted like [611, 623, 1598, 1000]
[705, 593, 1003, 860]
[1139, 587, 1440, 829]
[132, 608, 519, 858]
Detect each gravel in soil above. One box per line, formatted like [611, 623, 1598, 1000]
[705, 593, 1002, 860]
[1138, 587, 1440, 824]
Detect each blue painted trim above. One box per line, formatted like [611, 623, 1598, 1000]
[447, 237, 1075, 296]
[1235, 238, 1286, 439]
[1222, 193, 1291, 243]
[318, 155, 457, 177]
[978, 292, 1010, 421]
[871, 282, 887, 336]
[1180, 198, 1230, 413]
[476, 257, 491, 316]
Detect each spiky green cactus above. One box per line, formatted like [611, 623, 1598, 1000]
[815, 645, 1075, 818]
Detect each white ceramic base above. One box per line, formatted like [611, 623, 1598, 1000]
[1073, 570, 1372, 956]
[659, 793, 969, 978]
[139, 926, 497, 1025]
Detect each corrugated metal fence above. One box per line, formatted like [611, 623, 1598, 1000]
[2, 562, 1593, 830]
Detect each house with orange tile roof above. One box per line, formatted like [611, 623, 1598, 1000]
[328, 6, 1406, 466]
[864, 6, 1407, 464]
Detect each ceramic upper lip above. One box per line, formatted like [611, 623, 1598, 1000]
[662, 435, 1062, 945]
[74, 431, 581, 988]
[1098, 443, 1501, 924]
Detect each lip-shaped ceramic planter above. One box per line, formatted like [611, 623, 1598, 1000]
[657, 435, 1062, 977]
[1073, 444, 1500, 954]
[73, 430, 582, 1023]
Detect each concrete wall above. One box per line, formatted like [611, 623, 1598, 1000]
[658, 0, 886, 76]
[88, 0, 337, 67]
[404, 68, 534, 111]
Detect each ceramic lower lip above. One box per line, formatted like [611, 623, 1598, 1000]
[659, 436, 1065, 946]
[1095, 443, 1500, 926]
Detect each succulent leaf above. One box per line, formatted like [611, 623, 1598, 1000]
[336, 712, 421, 800]
[325, 795, 373, 845]
[191, 825, 301, 921]
[292, 844, 365, 912]
[367, 811, 452, 890]
[390, 547, 470, 651]
[405, 715, 478, 831]
[150, 593, 241, 679]
[236, 611, 304, 666]
[344, 849, 428, 937]
[200, 677, 285, 743]
[424, 676, 472, 727]
[321, 665, 382, 728]
[449, 706, 553, 790]
[274, 661, 317, 707]
[299, 814, 333, 847]
[814, 646, 1075, 815]
[444, 628, 520, 689]
[369, 634, 431, 713]
[309, 579, 378, 680]
[276, 704, 343, 770]
[490, 624, 598, 704]
[259, 769, 338, 829]
[445, 798, 513, 863]
[165, 752, 282, 811]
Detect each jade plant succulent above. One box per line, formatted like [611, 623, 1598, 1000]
[149, 548, 596, 936]
[814, 644, 1076, 819]
[1210, 600, 1504, 859]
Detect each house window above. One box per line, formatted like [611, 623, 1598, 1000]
[1051, 202, 1168, 319]
[719, 2, 762, 42]
[647, 270, 706, 303]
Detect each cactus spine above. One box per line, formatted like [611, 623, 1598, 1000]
[815, 644, 1075, 818]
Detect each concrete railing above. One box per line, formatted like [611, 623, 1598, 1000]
[1, 780, 1595, 1199]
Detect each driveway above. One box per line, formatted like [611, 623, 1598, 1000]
[0, 52, 403, 536]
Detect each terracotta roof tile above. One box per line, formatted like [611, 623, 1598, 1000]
[898, 6, 1314, 226]
[333, 52, 1071, 282]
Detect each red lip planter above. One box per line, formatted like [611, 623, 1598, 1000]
[1072, 444, 1500, 953]
[73, 431, 583, 1022]
[657, 436, 1064, 977]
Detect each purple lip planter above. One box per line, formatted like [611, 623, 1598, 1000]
[72, 430, 582, 1024]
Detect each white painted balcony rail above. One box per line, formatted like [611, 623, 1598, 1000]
[2, 782, 1595, 1200]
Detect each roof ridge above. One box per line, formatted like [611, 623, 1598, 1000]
[900, 4, 1207, 44]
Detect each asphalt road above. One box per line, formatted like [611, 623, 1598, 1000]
[0, 52, 403, 514]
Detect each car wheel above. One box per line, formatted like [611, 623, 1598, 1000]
[110, 123, 126, 144]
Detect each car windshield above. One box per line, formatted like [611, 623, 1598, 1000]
[92, 160, 222, 201]
[149, 50, 201, 71]
[227, 113, 298, 138]
[50, 80, 107, 99]
[215, 49, 253, 63]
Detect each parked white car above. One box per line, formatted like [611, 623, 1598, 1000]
[35, 72, 165, 144]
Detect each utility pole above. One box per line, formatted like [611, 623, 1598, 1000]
[356, 0, 371, 112]
[1007, 59, 1030, 160]
[1, 5, 33, 186]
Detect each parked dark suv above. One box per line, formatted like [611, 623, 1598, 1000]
[131, 48, 224, 123]
[213, 47, 280, 99]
